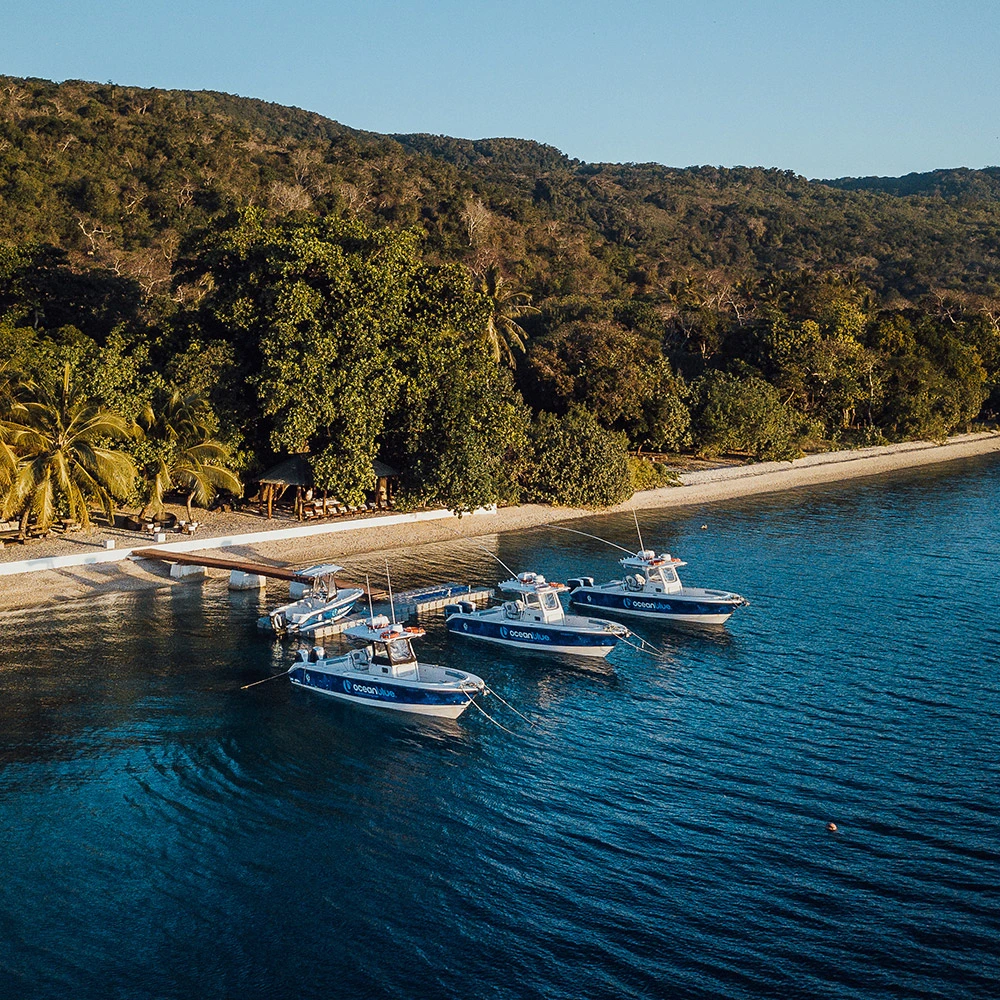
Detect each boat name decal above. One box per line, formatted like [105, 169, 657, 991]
[343, 679, 395, 698]
[624, 598, 661, 610]
[500, 626, 551, 642]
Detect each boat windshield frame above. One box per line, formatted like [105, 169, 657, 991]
[382, 636, 417, 665]
[540, 590, 561, 611]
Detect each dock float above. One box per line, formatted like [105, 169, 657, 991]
[390, 582, 494, 616]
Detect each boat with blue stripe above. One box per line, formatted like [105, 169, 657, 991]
[287, 615, 486, 719]
[568, 550, 747, 625]
[257, 564, 364, 637]
[445, 572, 631, 658]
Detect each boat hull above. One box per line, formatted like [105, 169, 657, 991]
[288, 665, 481, 719]
[569, 588, 742, 625]
[445, 615, 619, 658]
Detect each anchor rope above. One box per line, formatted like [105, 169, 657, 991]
[485, 687, 539, 728]
[240, 670, 291, 691]
[466, 695, 517, 734]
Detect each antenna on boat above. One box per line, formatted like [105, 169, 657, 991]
[633, 509, 645, 553]
[440, 525, 519, 578]
[365, 573, 374, 621]
[541, 523, 635, 554]
[385, 559, 397, 624]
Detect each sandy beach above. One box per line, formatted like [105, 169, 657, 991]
[1, 431, 997, 613]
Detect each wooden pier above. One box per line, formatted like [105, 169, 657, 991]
[131, 548, 384, 596]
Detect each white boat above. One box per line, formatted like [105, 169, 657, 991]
[257, 564, 364, 636]
[287, 615, 486, 718]
[567, 550, 747, 625]
[445, 571, 630, 658]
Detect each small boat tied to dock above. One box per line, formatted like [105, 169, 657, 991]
[287, 615, 486, 718]
[444, 571, 633, 658]
[257, 564, 364, 638]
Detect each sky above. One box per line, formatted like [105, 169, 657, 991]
[2, 0, 998, 179]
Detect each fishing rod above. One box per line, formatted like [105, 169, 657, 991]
[539, 523, 636, 554]
[439, 523, 520, 579]
[385, 558, 396, 624]
[633, 509, 645, 552]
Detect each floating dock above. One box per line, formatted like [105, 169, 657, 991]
[391, 582, 494, 616]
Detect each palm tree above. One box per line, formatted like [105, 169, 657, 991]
[1, 364, 136, 537]
[479, 266, 539, 368]
[0, 362, 18, 502]
[138, 389, 242, 521]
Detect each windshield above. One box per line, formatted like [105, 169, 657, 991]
[541, 591, 560, 610]
[386, 637, 415, 663]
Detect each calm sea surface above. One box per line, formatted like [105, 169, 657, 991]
[2, 457, 999, 1000]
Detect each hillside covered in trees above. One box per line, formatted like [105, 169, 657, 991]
[2, 74, 999, 522]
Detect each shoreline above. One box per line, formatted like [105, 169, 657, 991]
[1, 431, 997, 613]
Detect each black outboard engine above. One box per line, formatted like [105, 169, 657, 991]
[458, 601, 475, 614]
[567, 577, 593, 591]
[444, 604, 462, 616]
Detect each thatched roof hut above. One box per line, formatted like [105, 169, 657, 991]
[256, 456, 400, 518]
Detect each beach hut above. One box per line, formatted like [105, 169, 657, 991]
[372, 459, 399, 510]
[256, 456, 400, 519]
[257, 455, 312, 519]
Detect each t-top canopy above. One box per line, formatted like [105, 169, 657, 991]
[344, 615, 426, 643]
[498, 571, 568, 594]
[620, 550, 686, 569]
[296, 563, 345, 579]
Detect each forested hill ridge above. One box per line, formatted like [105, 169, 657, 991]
[4, 75, 1000, 299]
[1, 74, 999, 524]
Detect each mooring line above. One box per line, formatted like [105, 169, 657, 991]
[485, 687, 539, 728]
[467, 695, 518, 734]
[240, 671, 289, 691]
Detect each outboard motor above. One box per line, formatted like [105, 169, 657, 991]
[294, 648, 309, 663]
[443, 603, 462, 617]
[458, 601, 475, 614]
[270, 611, 287, 634]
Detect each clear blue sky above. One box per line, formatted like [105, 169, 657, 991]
[2, 0, 998, 179]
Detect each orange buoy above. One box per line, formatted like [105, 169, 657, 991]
[827, 822, 838, 832]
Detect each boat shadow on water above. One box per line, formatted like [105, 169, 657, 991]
[284, 686, 475, 744]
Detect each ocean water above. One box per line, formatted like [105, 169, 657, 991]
[1, 456, 999, 1000]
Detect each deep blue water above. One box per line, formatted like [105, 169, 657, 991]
[2, 456, 999, 1000]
